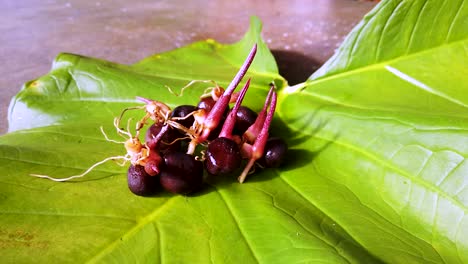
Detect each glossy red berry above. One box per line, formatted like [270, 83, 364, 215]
[145, 123, 181, 153]
[171, 105, 197, 128]
[127, 164, 160, 196]
[258, 137, 288, 168]
[160, 152, 204, 194]
[205, 137, 242, 175]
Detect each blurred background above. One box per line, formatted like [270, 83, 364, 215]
[0, 0, 377, 134]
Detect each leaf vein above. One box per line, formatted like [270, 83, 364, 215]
[437, 159, 463, 188]
[87, 197, 177, 262]
[406, 0, 429, 54]
[213, 188, 260, 263]
[385, 66, 468, 109]
[307, 38, 468, 89]
[445, 0, 465, 42]
[324, 165, 442, 264]
[375, 0, 406, 61]
[428, 0, 448, 42]
[314, 135, 468, 214]
[281, 164, 418, 262]
[273, 178, 353, 263]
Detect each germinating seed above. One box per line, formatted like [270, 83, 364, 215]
[30, 43, 287, 196]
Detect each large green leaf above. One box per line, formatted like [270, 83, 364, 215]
[1, 17, 377, 263]
[311, 0, 468, 80]
[279, 0, 468, 263]
[1, 2, 467, 263]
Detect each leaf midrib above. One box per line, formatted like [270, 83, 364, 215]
[311, 133, 468, 214]
[86, 196, 177, 263]
[212, 186, 260, 263]
[278, 173, 436, 264]
[285, 88, 468, 121]
[86, 187, 265, 263]
[307, 38, 468, 87]
[269, 177, 357, 264]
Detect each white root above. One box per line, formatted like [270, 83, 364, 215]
[30, 156, 129, 182]
[31, 79, 221, 183]
[100, 126, 125, 144]
[160, 136, 191, 146]
[165, 80, 219, 97]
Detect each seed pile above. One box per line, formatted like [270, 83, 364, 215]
[31, 44, 287, 196]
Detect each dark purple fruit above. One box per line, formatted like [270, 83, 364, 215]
[145, 123, 181, 153]
[171, 105, 197, 128]
[160, 152, 204, 194]
[258, 137, 288, 168]
[234, 106, 257, 136]
[197, 97, 216, 113]
[197, 97, 230, 117]
[127, 164, 160, 196]
[205, 137, 241, 175]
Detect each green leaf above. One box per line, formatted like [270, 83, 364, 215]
[280, 0, 468, 263]
[7, 16, 281, 133]
[311, 0, 468, 80]
[1, 1, 468, 263]
[0, 17, 378, 263]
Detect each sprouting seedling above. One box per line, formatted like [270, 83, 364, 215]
[199, 44, 257, 142]
[117, 95, 195, 139]
[133, 97, 171, 130]
[165, 79, 220, 98]
[29, 121, 136, 182]
[109, 116, 168, 176]
[204, 78, 251, 175]
[29, 156, 127, 182]
[243, 83, 274, 144]
[186, 43, 257, 154]
[218, 78, 251, 140]
[238, 88, 277, 183]
[200, 85, 242, 104]
[112, 97, 172, 137]
[166, 79, 241, 104]
[112, 96, 200, 149]
[29, 115, 167, 181]
[201, 85, 225, 101]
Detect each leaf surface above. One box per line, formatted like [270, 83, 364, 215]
[280, 0, 468, 263]
[1, 2, 468, 263]
[311, 0, 468, 80]
[0, 17, 378, 263]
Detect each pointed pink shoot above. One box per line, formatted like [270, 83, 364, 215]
[198, 44, 257, 142]
[243, 84, 274, 144]
[219, 78, 251, 139]
[238, 90, 277, 183]
[152, 123, 169, 143]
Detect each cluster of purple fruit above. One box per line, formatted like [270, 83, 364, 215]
[124, 44, 287, 196]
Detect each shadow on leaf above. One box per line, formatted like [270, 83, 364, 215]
[271, 49, 322, 85]
[271, 105, 329, 147]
